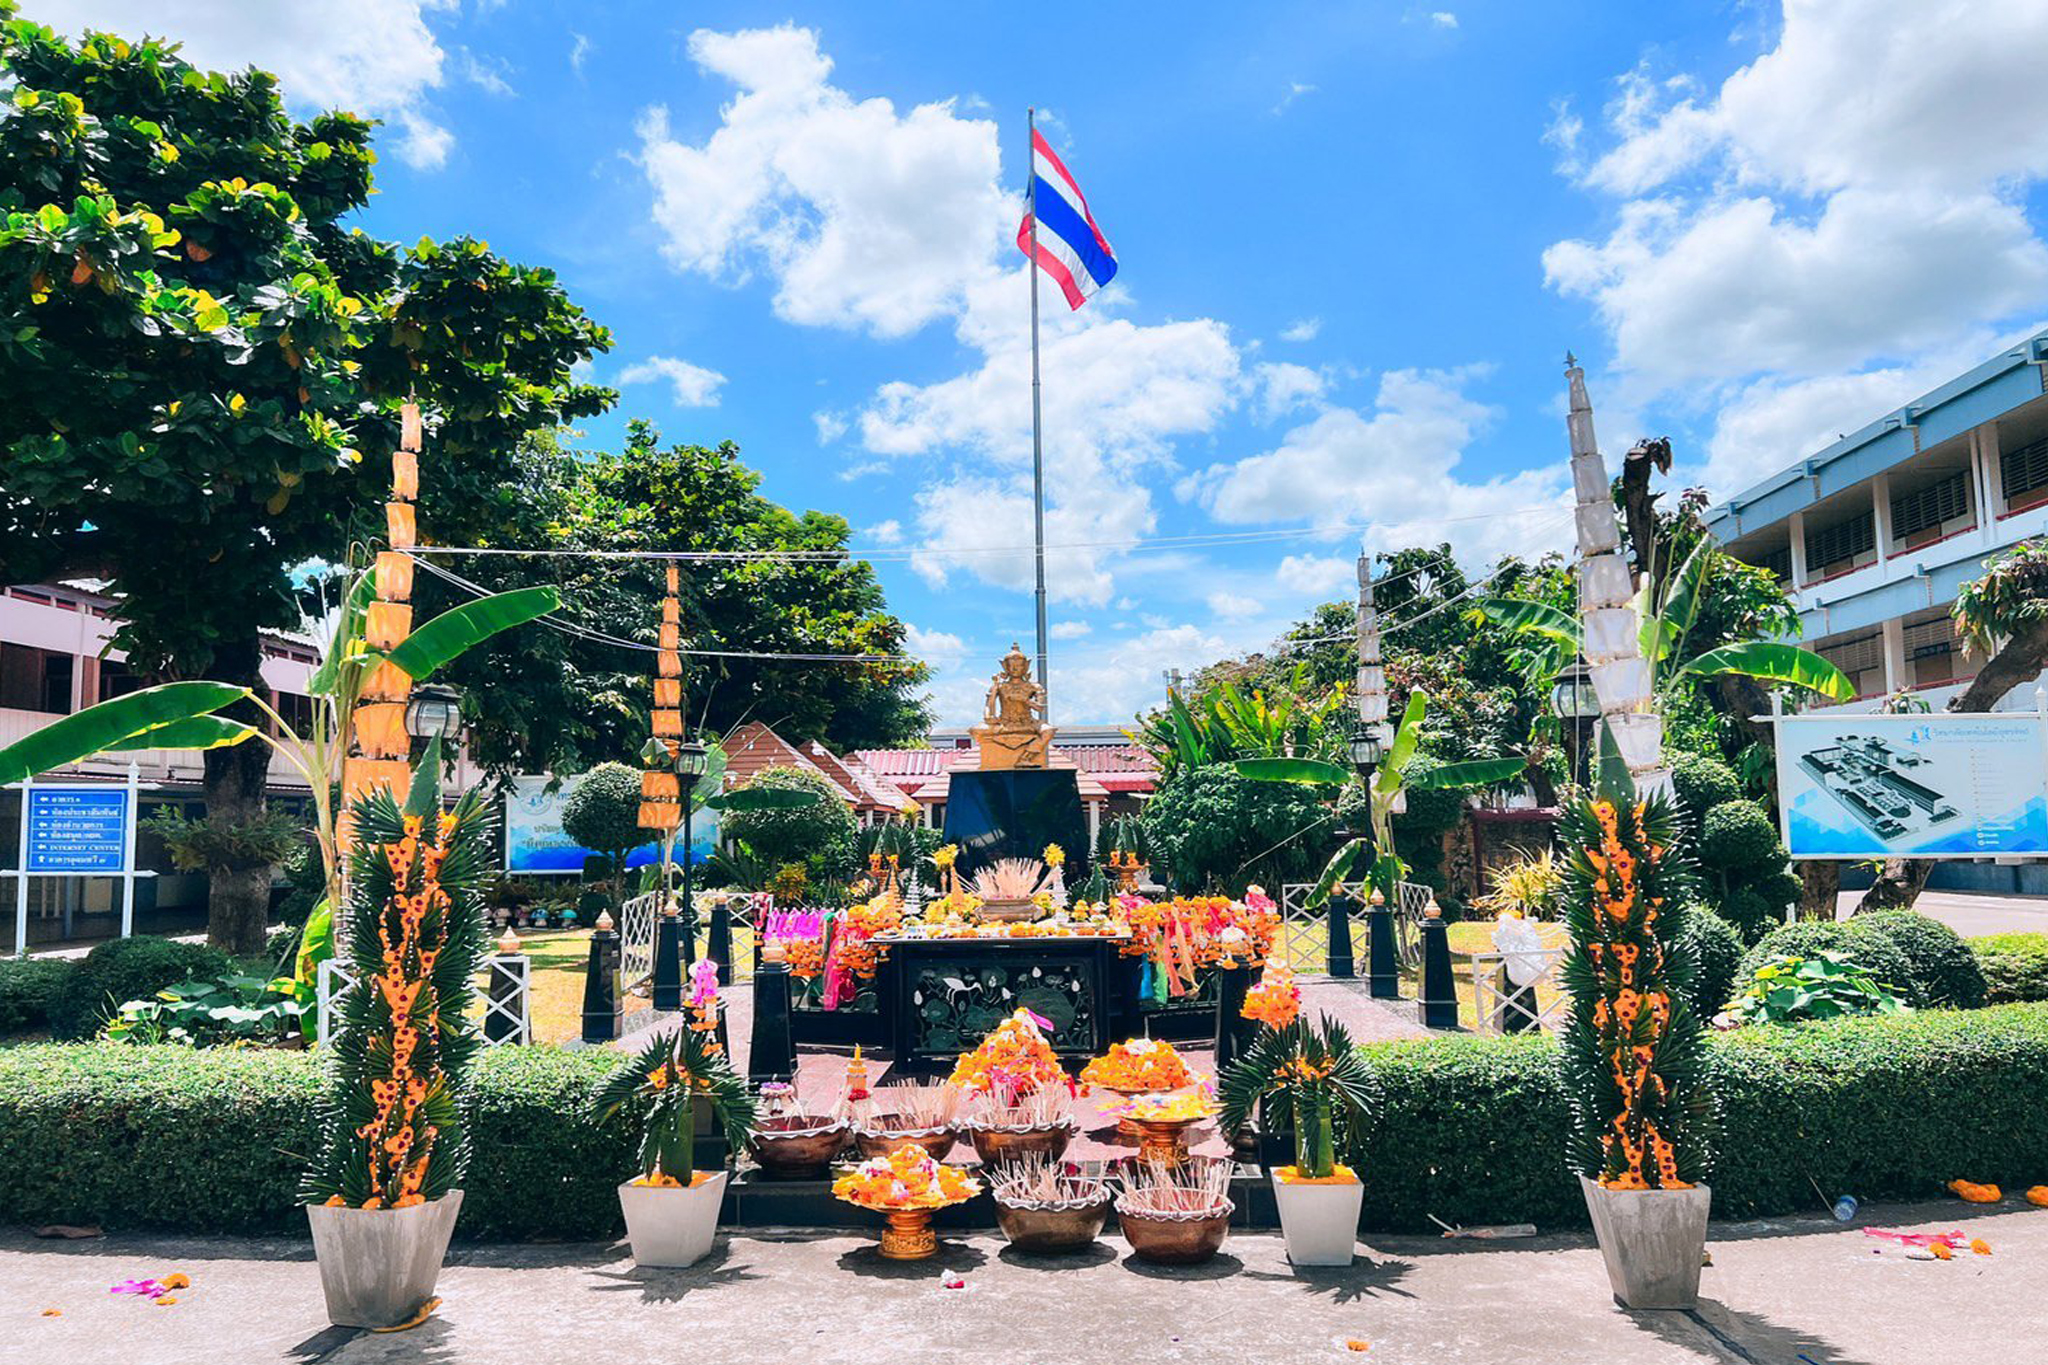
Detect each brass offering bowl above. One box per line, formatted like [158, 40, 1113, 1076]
[1115, 1197, 1234, 1265]
[967, 1118, 1075, 1166]
[880, 1206, 940, 1260]
[1130, 1113, 1208, 1165]
[993, 1191, 1112, 1253]
[746, 1115, 851, 1180]
[975, 897, 1042, 923]
[854, 1116, 960, 1163]
[1098, 1084, 1179, 1142]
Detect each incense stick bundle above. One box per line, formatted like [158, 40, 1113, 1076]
[991, 1156, 1108, 1207]
[859, 1081, 961, 1133]
[976, 1078, 1072, 1129]
[1112, 1155, 1234, 1217]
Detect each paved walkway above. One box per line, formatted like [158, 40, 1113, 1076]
[6, 1198, 2041, 1364]
[1845, 889, 2048, 937]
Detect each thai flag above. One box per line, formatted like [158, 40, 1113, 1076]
[1017, 130, 1117, 310]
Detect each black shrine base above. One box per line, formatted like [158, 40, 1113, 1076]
[941, 768, 1090, 879]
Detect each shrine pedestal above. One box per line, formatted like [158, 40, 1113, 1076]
[941, 769, 1090, 880]
[883, 936, 1119, 1073]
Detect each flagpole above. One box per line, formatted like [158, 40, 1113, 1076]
[1026, 107, 1051, 720]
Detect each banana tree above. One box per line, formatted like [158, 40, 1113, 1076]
[1131, 666, 1349, 779]
[0, 564, 559, 921]
[1233, 689, 1525, 908]
[1475, 541, 1855, 702]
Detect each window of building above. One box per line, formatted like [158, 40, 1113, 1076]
[1804, 514, 1876, 577]
[2001, 435, 2048, 511]
[1817, 632, 1884, 698]
[1754, 545, 1793, 582]
[273, 690, 315, 736]
[1890, 470, 1971, 544]
[0, 643, 73, 713]
[98, 658, 143, 701]
[1903, 616, 1963, 689]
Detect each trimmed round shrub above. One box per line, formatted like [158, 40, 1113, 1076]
[1737, 921, 1919, 1005]
[1700, 800, 1780, 867]
[1679, 909, 1744, 1019]
[1145, 762, 1334, 893]
[561, 761, 656, 867]
[718, 765, 859, 882]
[1672, 753, 1743, 821]
[0, 957, 75, 1035]
[48, 936, 233, 1040]
[1855, 910, 1987, 1009]
[1971, 933, 2048, 1004]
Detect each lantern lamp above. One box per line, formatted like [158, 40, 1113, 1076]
[1347, 720, 1383, 775]
[404, 683, 463, 740]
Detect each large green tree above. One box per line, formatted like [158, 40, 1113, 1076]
[0, 17, 611, 947]
[417, 420, 931, 776]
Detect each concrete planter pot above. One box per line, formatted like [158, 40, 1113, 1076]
[1272, 1172, 1363, 1267]
[306, 1190, 463, 1329]
[618, 1172, 729, 1268]
[1578, 1176, 1711, 1309]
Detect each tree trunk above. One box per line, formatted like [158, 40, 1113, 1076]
[1797, 861, 1840, 921]
[199, 637, 276, 955]
[1853, 619, 2048, 913]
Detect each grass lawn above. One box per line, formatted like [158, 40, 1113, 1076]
[511, 923, 762, 1044]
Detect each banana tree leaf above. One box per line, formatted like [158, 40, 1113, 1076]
[404, 737, 442, 817]
[687, 741, 730, 814]
[1650, 541, 1713, 664]
[380, 587, 561, 683]
[1168, 688, 1207, 769]
[1405, 756, 1527, 791]
[1306, 838, 1365, 909]
[1230, 757, 1351, 785]
[1477, 597, 1582, 647]
[102, 715, 261, 752]
[1375, 691, 1428, 794]
[0, 681, 251, 783]
[1673, 642, 1855, 701]
[309, 567, 380, 698]
[707, 786, 822, 812]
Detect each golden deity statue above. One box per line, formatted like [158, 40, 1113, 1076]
[972, 643, 1054, 769]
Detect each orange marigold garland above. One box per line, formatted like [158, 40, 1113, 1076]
[948, 1008, 1074, 1097]
[303, 743, 491, 1211]
[1242, 962, 1302, 1030]
[1080, 1036, 1195, 1091]
[1559, 764, 1714, 1193]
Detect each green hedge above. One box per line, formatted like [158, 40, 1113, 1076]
[0, 957, 73, 1034]
[0, 1044, 633, 1239]
[1972, 933, 2048, 1004]
[8, 1008, 2048, 1238]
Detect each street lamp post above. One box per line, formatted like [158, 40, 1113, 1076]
[404, 683, 463, 746]
[1551, 661, 1599, 792]
[1330, 719, 1384, 980]
[675, 738, 715, 977]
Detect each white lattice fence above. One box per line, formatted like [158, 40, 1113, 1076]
[315, 955, 533, 1045]
[1467, 946, 1566, 1034]
[1275, 878, 1435, 973]
[620, 890, 659, 993]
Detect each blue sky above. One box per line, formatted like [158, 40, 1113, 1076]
[34, 1, 2048, 724]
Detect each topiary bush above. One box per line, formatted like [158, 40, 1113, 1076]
[0, 956, 75, 1035]
[1144, 761, 1333, 893]
[1854, 911, 1988, 1009]
[1678, 908, 1744, 1019]
[1737, 921, 1918, 1004]
[1672, 752, 1744, 818]
[1971, 933, 2048, 1004]
[1676, 765, 1801, 943]
[47, 936, 234, 1040]
[718, 765, 859, 883]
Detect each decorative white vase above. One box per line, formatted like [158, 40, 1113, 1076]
[1578, 1175, 1711, 1309]
[1271, 1172, 1363, 1267]
[617, 1172, 729, 1268]
[306, 1189, 464, 1329]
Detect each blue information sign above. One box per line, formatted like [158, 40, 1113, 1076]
[25, 787, 131, 873]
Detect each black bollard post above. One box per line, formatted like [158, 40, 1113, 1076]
[581, 913, 624, 1043]
[1366, 886, 1402, 1000]
[749, 952, 799, 1084]
[1213, 957, 1255, 1075]
[708, 892, 733, 987]
[1325, 889, 1355, 979]
[1416, 897, 1459, 1030]
[652, 909, 684, 1011]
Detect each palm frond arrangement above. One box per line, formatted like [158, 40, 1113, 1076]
[859, 1081, 960, 1134]
[1112, 1156, 1234, 1217]
[301, 743, 492, 1209]
[1217, 1015, 1380, 1179]
[969, 857, 1051, 902]
[1556, 748, 1716, 1190]
[587, 1020, 757, 1184]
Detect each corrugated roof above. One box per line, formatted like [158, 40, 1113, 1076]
[720, 722, 858, 806]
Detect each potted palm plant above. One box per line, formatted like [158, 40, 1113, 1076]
[299, 743, 487, 1328]
[1219, 1013, 1379, 1267]
[589, 1020, 757, 1268]
[1558, 746, 1716, 1308]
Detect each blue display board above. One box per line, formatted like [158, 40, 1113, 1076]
[1776, 712, 2048, 859]
[502, 773, 718, 875]
[24, 786, 131, 873]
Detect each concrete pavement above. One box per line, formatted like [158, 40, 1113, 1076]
[7, 1198, 2043, 1365]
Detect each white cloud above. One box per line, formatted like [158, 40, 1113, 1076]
[1550, 0, 2048, 500]
[1430, 11, 1459, 29]
[1279, 317, 1322, 343]
[865, 519, 903, 546]
[1276, 552, 1354, 598]
[1254, 361, 1328, 420]
[35, 0, 456, 170]
[1207, 590, 1263, 622]
[1273, 81, 1317, 116]
[457, 49, 514, 99]
[905, 625, 968, 670]
[1050, 620, 1092, 640]
[1048, 624, 1231, 724]
[1198, 367, 1569, 565]
[569, 32, 592, 75]
[813, 410, 849, 444]
[617, 355, 727, 407]
[636, 25, 1008, 338]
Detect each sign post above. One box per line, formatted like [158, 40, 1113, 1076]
[8, 764, 152, 957]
